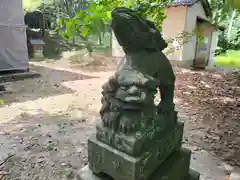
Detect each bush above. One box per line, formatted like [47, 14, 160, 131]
[214, 46, 226, 56]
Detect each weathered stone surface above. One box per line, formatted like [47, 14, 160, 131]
[86, 6, 201, 180]
[148, 148, 191, 180]
[82, 148, 193, 180]
[186, 169, 200, 180]
[96, 114, 179, 156]
[89, 122, 183, 180]
[97, 7, 177, 157]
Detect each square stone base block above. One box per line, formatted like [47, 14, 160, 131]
[78, 166, 200, 180]
[89, 123, 183, 180]
[187, 169, 200, 180]
[83, 147, 200, 180]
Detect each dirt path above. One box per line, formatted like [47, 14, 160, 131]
[0, 61, 114, 179]
[0, 60, 239, 179]
[175, 68, 240, 167]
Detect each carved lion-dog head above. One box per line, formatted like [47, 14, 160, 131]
[110, 7, 167, 53]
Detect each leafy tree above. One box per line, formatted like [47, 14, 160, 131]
[22, 0, 42, 11]
[209, 0, 240, 50]
[25, 0, 240, 54]
[55, 0, 175, 54]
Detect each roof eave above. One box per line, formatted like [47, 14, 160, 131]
[197, 16, 224, 31]
[167, 0, 212, 17]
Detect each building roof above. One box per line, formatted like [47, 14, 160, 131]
[197, 16, 225, 31]
[168, 0, 212, 17]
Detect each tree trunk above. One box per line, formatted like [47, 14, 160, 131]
[72, 36, 76, 44]
[98, 33, 102, 45]
[227, 9, 236, 47]
[110, 30, 112, 48]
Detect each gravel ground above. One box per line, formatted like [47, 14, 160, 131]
[0, 58, 239, 179]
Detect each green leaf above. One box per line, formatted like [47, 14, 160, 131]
[57, 18, 62, 25]
[106, 11, 112, 19]
[80, 27, 90, 37]
[0, 99, 4, 105]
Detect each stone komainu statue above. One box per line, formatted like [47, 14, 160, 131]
[97, 7, 177, 156]
[86, 7, 200, 180]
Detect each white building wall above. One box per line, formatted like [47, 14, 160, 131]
[112, 31, 125, 58]
[0, 0, 28, 71]
[208, 31, 218, 67]
[182, 2, 208, 63]
[162, 6, 187, 61]
[111, 6, 187, 63]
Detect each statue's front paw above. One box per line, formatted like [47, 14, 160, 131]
[119, 121, 132, 134]
[102, 112, 119, 130]
[119, 116, 136, 134]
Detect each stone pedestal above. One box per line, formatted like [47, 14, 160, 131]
[84, 7, 201, 180]
[80, 148, 200, 180]
[86, 122, 200, 180]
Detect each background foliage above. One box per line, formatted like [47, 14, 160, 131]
[22, 0, 240, 67]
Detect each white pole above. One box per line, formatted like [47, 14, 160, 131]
[208, 31, 218, 68]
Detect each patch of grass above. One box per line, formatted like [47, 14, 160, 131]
[0, 99, 4, 105]
[214, 50, 240, 68]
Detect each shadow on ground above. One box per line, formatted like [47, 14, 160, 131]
[0, 109, 97, 179]
[0, 64, 99, 106]
[0, 108, 234, 180]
